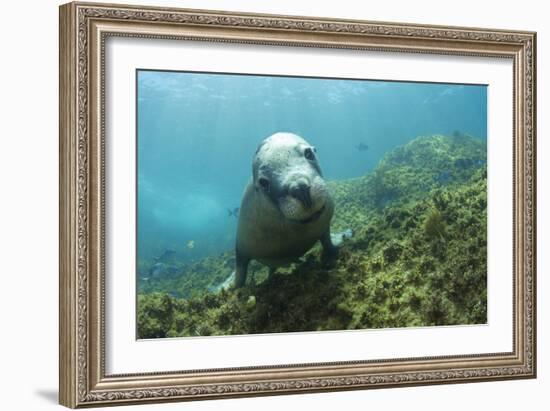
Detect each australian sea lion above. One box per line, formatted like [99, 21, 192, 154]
[234, 132, 337, 288]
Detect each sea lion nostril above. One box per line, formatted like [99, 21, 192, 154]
[290, 182, 312, 208]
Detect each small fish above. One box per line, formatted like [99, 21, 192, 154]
[227, 207, 239, 218]
[451, 130, 464, 139]
[187, 240, 195, 249]
[355, 142, 369, 152]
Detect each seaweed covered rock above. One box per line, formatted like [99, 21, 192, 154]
[138, 252, 237, 298]
[137, 134, 488, 338]
[329, 133, 486, 231]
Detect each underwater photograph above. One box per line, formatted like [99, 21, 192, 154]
[136, 69, 488, 339]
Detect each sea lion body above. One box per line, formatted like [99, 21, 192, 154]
[234, 132, 336, 287]
[237, 182, 335, 268]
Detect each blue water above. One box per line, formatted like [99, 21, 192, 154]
[137, 70, 487, 262]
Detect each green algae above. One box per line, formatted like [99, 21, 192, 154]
[424, 209, 447, 241]
[137, 134, 487, 338]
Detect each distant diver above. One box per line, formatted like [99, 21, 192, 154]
[355, 142, 369, 152]
[227, 207, 239, 218]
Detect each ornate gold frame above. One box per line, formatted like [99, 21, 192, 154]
[59, 1, 537, 408]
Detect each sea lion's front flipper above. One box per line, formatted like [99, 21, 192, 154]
[233, 250, 250, 288]
[320, 229, 339, 260]
[267, 267, 277, 279]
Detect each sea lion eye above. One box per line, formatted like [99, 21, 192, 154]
[258, 177, 270, 191]
[304, 148, 315, 161]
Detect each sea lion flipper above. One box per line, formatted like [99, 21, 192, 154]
[234, 250, 250, 288]
[268, 267, 277, 279]
[320, 229, 338, 260]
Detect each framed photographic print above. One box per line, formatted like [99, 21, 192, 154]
[59, 1, 537, 408]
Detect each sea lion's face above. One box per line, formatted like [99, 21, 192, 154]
[253, 132, 329, 223]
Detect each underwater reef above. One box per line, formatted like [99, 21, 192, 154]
[137, 134, 487, 339]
